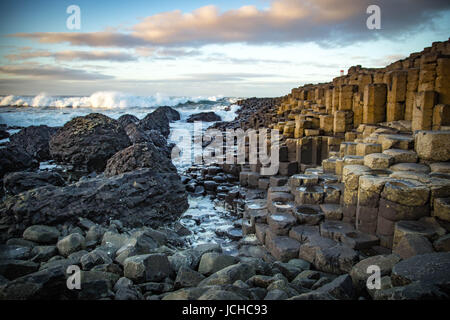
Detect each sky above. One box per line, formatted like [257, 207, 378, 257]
[0, 0, 449, 97]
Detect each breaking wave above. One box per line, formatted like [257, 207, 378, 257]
[0, 91, 229, 109]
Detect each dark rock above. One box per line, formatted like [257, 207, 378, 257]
[139, 108, 171, 137]
[77, 270, 119, 299]
[316, 274, 355, 300]
[104, 143, 176, 177]
[115, 286, 144, 300]
[154, 106, 180, 122]
[0, 129, 9, 139]
[0, 245, 32, 260]
[49, 113, 130, 171]
[0, 146, 38, 178]
[1, 169, 188, 233]
[123, 254, 172, 283]
[174, 266, 205, 288]
[0, 265, 72, 299]
[3, 171, 65, 195]
[117, 114, 139, 128]
[30, 245, 58, 263]
[0, 260, 40, 280]
[391, 252, 450, 287]
[23, 225, 60, 244]
[56, 233, 85, 257]
[198, 263, 256, 287]
[187, 112, 221, 123]
[124, 123, 170, 155]
[198, 253, 239, 276]
[9, 125, 58, 161]
[81, 249, 113, 270]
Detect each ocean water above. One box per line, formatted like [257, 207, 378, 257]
[0, 91, 242, 254]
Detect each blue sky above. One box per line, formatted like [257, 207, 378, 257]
[0, 0, 449, 97]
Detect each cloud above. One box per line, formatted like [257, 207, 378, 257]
[135, 47, 201, 59]
[5, 50, 137, 62]
[0, 64, 113, 80]
[8, 0, 450, 48]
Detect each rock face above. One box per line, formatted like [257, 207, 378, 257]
[391, 252, 450, 287]
[0, 169, 188, 234]
[0, 146, 38, 178]
[124, 124, 171, 155]
[3, 171, 65, 195]
[117, 114, 139, 128]
[9, 125, 58, 161]
[104, 143, 176, 177]
[49, 113, 131, 171]
[155, 106, 181, 122]
[187, 112, 221, 123]
[138, 108, 174, 138]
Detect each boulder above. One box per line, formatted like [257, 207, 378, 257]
[393, 234, 434, 259]
[187, 112, 221, 123]
[9, 125, 58, 161]
[0, 245, 32, 261]
[391, 252, 450, 287]
[315, 274, 354, 300]
[0, 146, 38, 178]
[198, 289, 246, 300]
[138, 108, 171, 137]
[23, 225, 60, 244]
[198, 253, 239, 276]
[117, 114, 139, 128]
[154, 106, 180, 122]
[198, 263, 255, 287]
[0, 169, 188, 233]
[123, 254, 172, 283]
[81, 249, 113, 270]
[0, 265, 71, 299]
[174, 266, 205, 288]
[30, 245, 58, 263]
[349, 254, 401, 291]
[104, 143, 176, 177]
[56, 233, 85, 257]
[49, 113, 130, 171]
[0, 260, 39, 280]
[3, 171, 65, 195]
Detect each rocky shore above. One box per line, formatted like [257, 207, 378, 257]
[1, 38, 450, 300]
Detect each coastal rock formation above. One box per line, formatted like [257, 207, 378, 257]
[124, 124, 171, 156]
[0, 146, 38, 178]
[0, 125, 9, 140]
[117, 114, 139, 128]
[0, 168, 188, 235]
[138, 106, 180, 137]
[49, 113, 131, 171]
[187, 112, 221, 123]
[9, 125, 58, 161]
[104, 142, 177, 177]
[155, 106, 181, 121]
[3, 171, 65, 195]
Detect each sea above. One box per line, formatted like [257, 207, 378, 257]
[0, 91, 244, 254]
